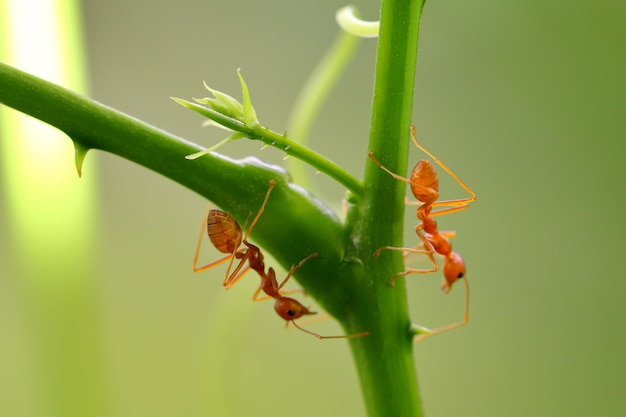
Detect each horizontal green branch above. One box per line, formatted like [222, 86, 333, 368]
[174, 98, 364, 196]
[0, 61, 352, 312]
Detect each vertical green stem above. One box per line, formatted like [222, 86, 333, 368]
[348, 0, 426, 416]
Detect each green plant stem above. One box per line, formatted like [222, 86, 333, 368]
[173, 99, 364, 197]
[0, 60, 345, 309]
[286, 29, 361, 188]
[347, 0, 427, 416]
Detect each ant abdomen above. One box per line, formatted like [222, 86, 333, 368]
[410, 160, 439, 203]
[207, 209, 242, 254]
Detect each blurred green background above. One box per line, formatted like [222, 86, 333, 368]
[2, 0, 626, 416]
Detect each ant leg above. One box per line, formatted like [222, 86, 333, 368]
[374, 245, 439, 286]
[242, 179, 276, 241]
[387, 176, 469, 217]
[193, 254, 235, 273]
[223, 260, 252, 289]
[217, 232, 251, 288]
[414, 275, 470, 343]
[403, 196, 423, 206]
[195, 245, 251, 288]
[428, 203, 471, 218]
[252, 286, 270, 301]
[439, 230, 457, 239]
[192, 205, 215, 272]
[388, 260, 439, 286]
[286, 313, 330, 327]
[368, 151, 421, 189]
[286, 313, 369, 338]
[289, 319, 369, 340]
[402, 195, 470, 218]
[276, 253, 319, 292]
[374, 230, 439, 286]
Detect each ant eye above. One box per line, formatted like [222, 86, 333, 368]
[287, 309, 296, 317]
[457, 272, 464, 279]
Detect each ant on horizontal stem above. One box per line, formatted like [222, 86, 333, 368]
[193, 180, 368, 340]
[368, 125, 476, 341]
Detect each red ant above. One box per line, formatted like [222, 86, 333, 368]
[193, 180, 368, 340]
[368, 125, 476, 341]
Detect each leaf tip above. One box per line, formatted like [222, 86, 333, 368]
[237, 69, 259, 126]
[171, 96, 189, 107]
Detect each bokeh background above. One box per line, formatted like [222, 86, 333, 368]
[2, 0, 626, 416]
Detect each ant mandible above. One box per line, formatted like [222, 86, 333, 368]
[193, 180, 368, 340]
[368, 125, 476, 341]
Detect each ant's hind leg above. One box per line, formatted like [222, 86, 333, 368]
[241, 179, 276, 241]
[374, 231, 439, 286]
[275, 253, 319, 291]
[413, 275, 470, 343]
[388, 261, 439, 287]
[289, 319, 370, 340]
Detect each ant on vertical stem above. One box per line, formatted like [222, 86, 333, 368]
[193, 180, 369, 340]
[368, 125, 476, 341]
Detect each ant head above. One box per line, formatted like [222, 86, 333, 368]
[274, 297, 316, 321]
[441, 252, 465, 294]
